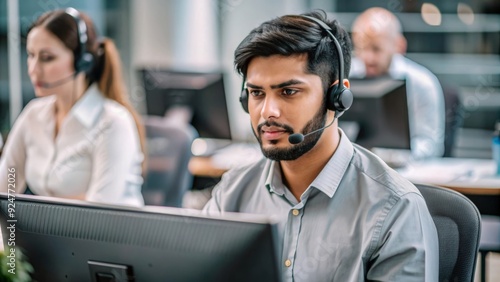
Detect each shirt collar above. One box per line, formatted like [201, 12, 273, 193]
[310, 128, 354, 198]
[70, 83, 105, 128]
[264, 128, 354, 198]
[265, 161, 285, 196]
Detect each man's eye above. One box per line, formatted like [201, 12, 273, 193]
[249, 90, 263, 97]
[282, 89, 298, 96]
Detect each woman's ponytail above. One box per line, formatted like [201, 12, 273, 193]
[97, 38, 147, 174]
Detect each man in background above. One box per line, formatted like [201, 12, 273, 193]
[350, 7, 445, 159]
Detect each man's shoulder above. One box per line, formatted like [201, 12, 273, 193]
[350, 145, 419, 198]
[399, 55, 439, 83]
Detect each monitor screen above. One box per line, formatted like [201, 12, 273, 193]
[141, 69, 232, 140]
[0, 193, 281, 282]
[340, 77, 410, 150]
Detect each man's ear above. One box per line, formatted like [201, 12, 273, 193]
[396, 35, 407, 55]
[343, 79, 350, 89]
[330, 80, 350, 88]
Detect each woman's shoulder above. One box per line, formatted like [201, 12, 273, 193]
[97, 99, 139, 138]
[16, 96, 55, 121]
[24, 95, 56, 111]
[101, 96, 130, 114]
[100, 98, 135, 124]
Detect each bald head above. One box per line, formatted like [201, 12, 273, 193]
[352, 7, 407, 77]
[352, 7, 402, 40]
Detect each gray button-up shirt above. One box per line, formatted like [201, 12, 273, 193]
[203, 130, 438, 281]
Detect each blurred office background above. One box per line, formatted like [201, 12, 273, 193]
[1, 1, 499, 280]
[1, 0, 499, 148]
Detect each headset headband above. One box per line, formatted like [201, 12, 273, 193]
[301, 15, 345, 84]
[64, 7, 92, 74]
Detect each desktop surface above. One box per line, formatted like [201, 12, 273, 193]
[398, 157, 500, 216]
[0, 194, 281, 282]
[398, 157, 500, 194]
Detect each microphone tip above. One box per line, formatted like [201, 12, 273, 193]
[288, 133, 304, 144]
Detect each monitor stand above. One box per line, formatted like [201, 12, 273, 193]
[88, 261, 134, 282]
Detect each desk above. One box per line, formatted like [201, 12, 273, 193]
[189, 151, 500, 192]
[398, 158, 500, 216]
[189, 142, 262, 178]
[188, 154, 500, 214]
[397, 158, 500, 195]
[188, 143, 261, 191]
[189, 156, 228, 178]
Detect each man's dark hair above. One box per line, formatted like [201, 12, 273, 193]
[234, 10, 352, 93]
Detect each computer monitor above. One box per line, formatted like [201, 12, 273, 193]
[0, 193, 281, 282]
[141, 69, 232, 140]
[340, 77, 410, 150]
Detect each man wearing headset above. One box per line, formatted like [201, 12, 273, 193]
[203, 11, 438, 281]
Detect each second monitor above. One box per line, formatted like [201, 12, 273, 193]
[141, 69, 232, 141]
[341, 77, 410, 150]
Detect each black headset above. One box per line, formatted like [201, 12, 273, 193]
[239, 15, 353, 116]
[65, 7, 94, 75]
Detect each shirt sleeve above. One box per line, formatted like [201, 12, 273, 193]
[0, 109, 29, 194]
[367, 192, 439, 281]
[85, 110, 144, 207]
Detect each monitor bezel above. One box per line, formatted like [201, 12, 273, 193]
[0, 193, 281, 282]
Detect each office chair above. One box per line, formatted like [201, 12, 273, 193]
[414, 183, 481, 282]
[479, 215, 500, 282]
[142, 116, 198, 207]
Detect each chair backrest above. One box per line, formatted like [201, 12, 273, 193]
[142, 116, 198, 207]
[414, 183, 481, 282]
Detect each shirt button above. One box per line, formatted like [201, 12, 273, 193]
[292, 209, 300, 216]
[284, 259, 292, 267]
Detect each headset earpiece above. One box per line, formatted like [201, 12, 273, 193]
[76, 53, 94, 75]
[301, 15, 353, 116]
[239, 78, 249, 113]
[327, 83, 353, 112]
[65, 7, 94, 75]
[240, 88, 249, 113]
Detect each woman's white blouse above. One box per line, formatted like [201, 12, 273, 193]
[0, 84, 144, 207]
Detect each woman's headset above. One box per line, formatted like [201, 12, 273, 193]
[65, 7, 94, 75]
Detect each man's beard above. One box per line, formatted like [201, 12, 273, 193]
[254, 106, 328, 161]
